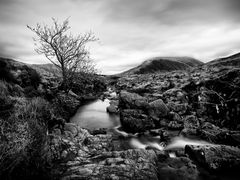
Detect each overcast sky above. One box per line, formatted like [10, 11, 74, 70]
[0, 0, 240, 74]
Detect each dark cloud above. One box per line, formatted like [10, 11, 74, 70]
[101, 0, 240, 25]
[0, 0, 240, 74]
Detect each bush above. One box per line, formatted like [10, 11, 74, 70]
[19, 65, 41, 89]
[0, 97, 53, 179]
[0, 60, 17, 83]
[0, 80, 9, 97]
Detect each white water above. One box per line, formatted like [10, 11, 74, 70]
[129, 135, 211, 152]
[71, 98, 211, 155]
[164, 136, 211, 150]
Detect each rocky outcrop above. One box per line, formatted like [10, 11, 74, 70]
[62, 149, 158, 180]
[198, 122, 240, 146]
[148, 99, 169, 119]
[119, 91, 149, 110]
[120, 109, 155, 133]
[185, 144, 240, 172]
[106, 100, 119, 114]
[157, 153, 199, 180]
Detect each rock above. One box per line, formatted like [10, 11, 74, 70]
[64, 123, 78, 137]
[89, 128, 107, 135]
[168, 111, 182, 122]
[119, 91, 149, 109]
[184, 115, 200, 129]
[157, 153, 199, 180]
[61, 149, 158, 180]
[199, 122, 240, 146]
[168, 121, 183, 130]
[120, 109, 155, 133]
[185, 145, 240, 172]
[179, 115, 200, 138]
[106, 104, 118, 114]
[148, 99, 169, 119]
[167, 101, 188, 115]
[163, 88, 188, 103]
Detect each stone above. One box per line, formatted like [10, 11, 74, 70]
[148, 99, 169, 119]
[120, 109, 155, 133]
[157, 153, 199, 180]
[61, 149, 159, 180]
[64, 123, 78, 137]
[168, 111, 182, 122]
[184, 115, 200, 129]
[199, 122, 240, 146]
[106, 104, 118, 114]
[168, 121, 183, 130]
[119, 91, 149, 109]
[167, 101, 188, 115]
[185, 145, 240, 172]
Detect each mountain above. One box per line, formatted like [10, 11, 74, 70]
[119, 57, 203, 75]
[206, 52, 240, 67]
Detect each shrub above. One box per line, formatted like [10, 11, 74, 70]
[0, 80, 9, 97]
[0, 97, 53, 179]
[0, 60, 17, 83]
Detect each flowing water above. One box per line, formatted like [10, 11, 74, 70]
[71, 98, 210, 152]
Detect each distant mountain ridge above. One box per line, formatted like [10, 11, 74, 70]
[206, 52, 240, 67]
[119, 56, 203, 75]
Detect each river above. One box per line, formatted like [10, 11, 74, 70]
[70, 98, 210, 151]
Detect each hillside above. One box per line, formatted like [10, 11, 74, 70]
[30, 63, 61, 77]
[206, 52, 240, 67]
[119, 57, 203, 75]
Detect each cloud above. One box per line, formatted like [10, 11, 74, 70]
[0, 0, 240, 74]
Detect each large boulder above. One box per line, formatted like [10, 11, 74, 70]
[157, 153, 199, 180]
[185, 145, 240, 172]
[119, 91, 149, 110]
[120, 109, 155, 133]
[148, 99, 169, 119]
[199, 122, 240, 146]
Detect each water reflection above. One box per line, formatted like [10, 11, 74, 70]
[70, 99, 120, 130]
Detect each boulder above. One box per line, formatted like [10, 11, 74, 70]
[148, 99, 169, 119]
[180, 115, 200, 138]
[167, 101, 188, 115]
[106, 104, 118, 114]
[120, 109, 155, 133]
[199, 122, 240, 146]
[184, 115, 200, 129]
[157, 153, 199, 180]
[168, 111, 182, 122]
[168, 121, 183, 130]
[185, 145, 240, 172]
[64, 123, 79, 137]
[119, 91, 149, 109]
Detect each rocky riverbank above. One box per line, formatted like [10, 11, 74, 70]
[47, 65, 240, 179]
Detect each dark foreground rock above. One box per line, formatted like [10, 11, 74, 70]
[119, 91, 149, 110]
[62, 149, 158, 180]
[120, 109, 155, 133]
[185, 144, 240, 172]
[157, 153, 199, 180]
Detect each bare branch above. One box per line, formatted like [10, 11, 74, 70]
[27, 18, 97, 91]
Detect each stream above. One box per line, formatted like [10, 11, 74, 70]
[70, 98, 210, 152]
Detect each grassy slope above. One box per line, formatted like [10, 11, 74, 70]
[119, 57, 203, 75]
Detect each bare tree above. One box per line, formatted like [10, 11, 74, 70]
[27, 18, 97, 91]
